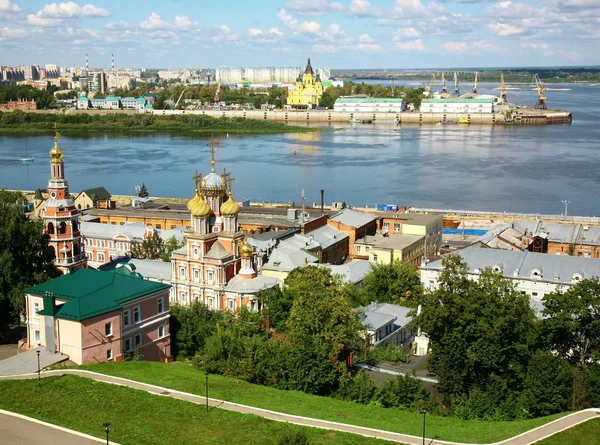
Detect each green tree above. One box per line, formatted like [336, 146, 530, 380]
[130, 232, 164, 260]
[160, 235, 183, 262]
[372, 373, 427, 410]
[0, 190, 60, 333]
[360, 260, 422, 306]
[256, 285, 294, 331]
[336, 369, 377, 404]
[170, 302, 223, 359]
[415, 255, 536, 398]
[542, 278, 600, 367]
[138, 183, 149, 198]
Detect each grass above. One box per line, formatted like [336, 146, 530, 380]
[537, 418, 600, 445]
[0, 375, 393, 445]
[80, 361, 567, 444]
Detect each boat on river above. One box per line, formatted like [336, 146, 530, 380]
[18, 143, 34, 163]
[347, 119, 363, 124]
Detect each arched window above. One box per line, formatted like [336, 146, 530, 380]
[77, 204, 81, 210]
[72, 220, 78, 232]
[59, 222, 67, 234]
[49, 246, 56, 259]
[47, 222, 55, 235]
[73, 243, 80, 256]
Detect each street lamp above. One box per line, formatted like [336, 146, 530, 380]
[422, 409, 427, 445]
[36, 349, 41, 387]
[205, 370, 209, 413]
[561, 200, 571, 219]
[102, 422, 111, 445]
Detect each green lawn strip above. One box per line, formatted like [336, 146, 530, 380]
[0, 375, 393, 445]
[79, 362, 566, 444]
[536, 418, 600, 445]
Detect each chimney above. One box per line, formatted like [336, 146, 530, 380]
[303, 257, 308, 266]
[320, 189, 324, 215]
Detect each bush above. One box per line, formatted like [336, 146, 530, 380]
[368, 344, 407, 363]
[335, 370, 377, 404]
[372, 373, 427, 410]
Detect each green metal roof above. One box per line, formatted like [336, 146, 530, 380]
[105, 95, 120, 100]
[83, 186, 111, 201]
[421, 98, 493, 103]
[335, 97, 404, 103]
[24, 268, 169, 322]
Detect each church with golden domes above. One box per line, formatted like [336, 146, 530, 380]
[170, 136, 280, 311]
[287, 57, 324, 109]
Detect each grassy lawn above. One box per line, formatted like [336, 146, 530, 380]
[0, 375, 392, 445]
[537, 418, 600, 445]
[80, 361, 567, 444]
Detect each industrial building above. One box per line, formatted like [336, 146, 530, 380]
[420, 96, 500, 114]
[333, 97, 405, 113]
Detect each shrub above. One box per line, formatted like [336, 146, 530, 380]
[278, 431, 309, 445]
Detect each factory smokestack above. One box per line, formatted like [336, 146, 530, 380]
[320, 189, 324, 215]
[111, 53, 114, 69]
[85, 53, 88, 70]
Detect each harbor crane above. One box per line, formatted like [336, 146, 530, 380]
[214, 82, 222, 102]
[454, 72, 459, 97]
[531, 74, 571, 109]
[440, 73, 447, 94]
[472, 71, 478, 94]
[425, 73, 436, 95]
[493, 72, 521, 105]
[174, 90, 185, 109]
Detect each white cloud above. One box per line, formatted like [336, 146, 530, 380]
[312, 43, 337, 53]
[140, 12, 169, 30]
[358, 33, 375, 43]
[520, 42, 549, 49]
[39, 2, 110, 18]
[358, 42, 383, 52]
[393, 0, 445, 19]
[395, 38, 425, 51]
[278, 8, 348, 43]
[284, 0, 343, 16]
[0, 0, 21, 13]
[174, 16, 194, 30]
[211, 24, 238, 43]
[247, 27, 284, 44]
[488, 21, 526, 36]
[485, 1, 537, 19]
[348, 0, 382, 18]
[0, 26, 26, 40]
[441, 41, 467, 53]
[26, 15, 63, 26]
[393, 27, 420, 39]
[472, 40, 493, 51]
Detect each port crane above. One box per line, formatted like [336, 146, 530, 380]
[472, 71, 478, 94]
[214, 82, 221, 102]
[454, 72, 459, 97]
[174, 90, 185, 109]
[440, 73, 447, 94]
[425, 73, 436, 95]
[531, 74, 571, 109]
[493, 72, 521, 105]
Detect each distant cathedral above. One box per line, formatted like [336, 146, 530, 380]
[287, 57, 323, 109]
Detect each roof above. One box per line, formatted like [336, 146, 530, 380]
[225, 274, 281, 294]
[99, 257, 172, 282]
[24, 268, 169, 321]
[423, 246, 600, 285]
[262, 238, 319, 272]
[306, 225, 348, 249]
[105, 95, 120, 101]
[304, 57, 314, 75]
[369, 211, 443, 226]
[82, 186, 111, 201]
[335, 97, 404, 104]
[356, 234, 423, 250]
[80, 221, 186, 243]
[326, 259, 373, 284]
[360, 302, 413, 331]
[421, 98, 494, 103]
[34, 188, 43, 200]
[248, 228, 297, 252]
[205, 241, 232, 260]
[330, 208, 377, 228]
[476, 221, 584, 249]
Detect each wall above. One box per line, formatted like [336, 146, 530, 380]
[80, 310, 121, 364]
[56, 318, 83, 364]
[25, 294, 46, 349]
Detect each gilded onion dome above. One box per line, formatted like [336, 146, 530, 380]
[220, 193, 240, 216]
[187, 190, 211, 218]
[50, 131, 64, 164]
[239, 239, 253, 258]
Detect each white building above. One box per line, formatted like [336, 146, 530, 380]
[333, 97, 405, 113]
[420, 96, 500, 114]
[360, 302, 414, 348]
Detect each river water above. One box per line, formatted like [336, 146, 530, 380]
[1, 82, 599, 215]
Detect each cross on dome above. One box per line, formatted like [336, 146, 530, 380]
[206, 133, 220, 171]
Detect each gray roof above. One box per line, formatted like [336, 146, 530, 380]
[224, 274, 281, 294]
[330, 208, 376, 228]
[248, 228, 297, 252]
[80, 221, 185, 243]
[205, 241, 232, 260]
[262, 238, 318, 272]
[423, 246, 600, 285]
[577, 226, 600, 246]
[355, 234, 423, 250]
[477, 221, 584, 249]
[306, 225, 348, 249]
[99, 257, 172, 282]
[326, 259, 373, 284]
[360, 302, 413, 331]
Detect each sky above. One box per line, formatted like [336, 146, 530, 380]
[0, 0, 598, 69]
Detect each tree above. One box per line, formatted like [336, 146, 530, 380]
[256, 285, 294, 331]
[138, 183, 149, 198]
[359, 260, 423, 306]
[372, 373, 427, 410]
[169, 302, 223, 359]
[415, 255, 536, 398]
[161, 235, 183, 262]
[542, 278, 600, 368]
[130, 232, 164, 260]
[0, 190, 60, 334]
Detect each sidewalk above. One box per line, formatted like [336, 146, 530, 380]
[1, 369, 598, 445]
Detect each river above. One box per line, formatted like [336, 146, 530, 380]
[1, 82, 599, 215]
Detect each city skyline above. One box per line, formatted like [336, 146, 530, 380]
[0, 0, 597, 69]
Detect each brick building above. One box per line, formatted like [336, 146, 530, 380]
[0, 99, 37, 110]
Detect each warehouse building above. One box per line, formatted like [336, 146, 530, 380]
[334, 97, 404, 113]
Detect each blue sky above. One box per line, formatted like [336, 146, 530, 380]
[0, 0, 597, 69]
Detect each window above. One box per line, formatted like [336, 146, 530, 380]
[355, 245, 361, 253]
[227, 299, 235, 311]
[134, 334, 141, 349]
[179, 292, 187, 304]
[158, 324, 166, 338]
[133, 306, 140, 323]
[105, 322, 113, 336]
[106, 349, 113, 361]
[98, 253, 105, 262]
[171, 225, 176, 229]
[156, 224, 162, 229]
[179, 266, 186, 278]
[532, 292, 538, 297]
[208, 297, 215, 309]
[383, 222, 389, 229]
[394, 223, 400, 232]
[124, 338, 131, 352]
[157, 298, 164, 314]
[194, 269, 200, 281]
[207, 271, 214, 283]
[34, 329, 40, 344]
[33, 302, 40, 318]
[373, 254, 378, 262]
[123, 310, 130, 327]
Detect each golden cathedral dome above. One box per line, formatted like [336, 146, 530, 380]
[187, 190, 211, 218]
[220, 194, 240, 216]
[49, 131, 64, 164]
[239, 240, 253, 258]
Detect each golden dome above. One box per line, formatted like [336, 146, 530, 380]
[49, 131, 64, 164]
[187, 190, 211, 218]
[220, 194, 240, 216]
[239, 240, 253, 258]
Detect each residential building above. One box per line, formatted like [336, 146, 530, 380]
[326, 259, 373, 286]
[24, 267, 171, 364]
[287, 58, 323, 109]
[354, 234, 425, 266]
[327, 208, 378, 258]
[360, 302, 415, 348]
[333, 97, 405, 113]
[88, 72, 106, 94]
[74, 186, 115, 210]
[41, 131, 87, 274]
[372, 212, 443, 258]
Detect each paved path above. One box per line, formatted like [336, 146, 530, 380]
[0, 347, 68, 376]
[0, 410, 118, 445]
[1, 369, 598, 445]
